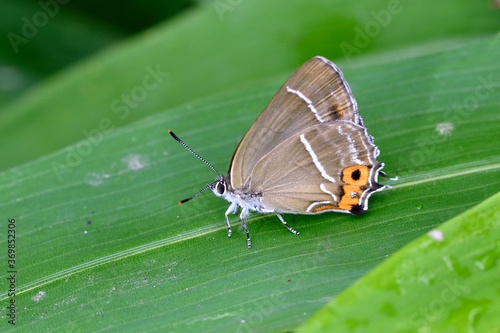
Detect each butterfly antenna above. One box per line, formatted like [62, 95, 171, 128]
[169, 130, 220, 176]
[177, 183, 212, 205]
[169, 130, 221, 205]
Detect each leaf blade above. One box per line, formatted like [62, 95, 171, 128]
[1, 35, 499, 331]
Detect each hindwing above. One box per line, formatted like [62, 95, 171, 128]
[247, 122, 385, 214]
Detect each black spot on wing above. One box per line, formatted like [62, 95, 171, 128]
[351, 169, 361, 181]
[350, 204, 366, 215]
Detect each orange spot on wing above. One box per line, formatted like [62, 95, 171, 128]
[342, 165, 370, 186]
[315, 184, 364, 212]
[315, 166, 373, 213]
[339, 185, 362, 206]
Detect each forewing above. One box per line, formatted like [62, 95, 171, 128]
[229, 56, 363, 189]
[248, 122, 384, 214]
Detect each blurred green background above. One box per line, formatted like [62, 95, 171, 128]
[0, 0, 193, 104]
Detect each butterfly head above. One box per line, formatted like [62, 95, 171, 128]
[208, 175, 228, 198]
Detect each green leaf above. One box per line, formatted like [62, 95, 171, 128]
[1, 0, 499, 170]
[1, 35, 499, 331]
[296, 191, 500, 333]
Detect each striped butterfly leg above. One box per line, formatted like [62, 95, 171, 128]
[274, 212, 300, 235]
[239, 207, 252, 248]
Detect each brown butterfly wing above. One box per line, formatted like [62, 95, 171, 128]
[247, 122, 385, 214]
[229, 56, 363, 190]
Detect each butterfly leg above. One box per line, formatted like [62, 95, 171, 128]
[224, 202, 238, 238]
[239, 207, 252, 248]
[274, 212, 300, 235]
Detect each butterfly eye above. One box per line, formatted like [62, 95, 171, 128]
[216, 182, 225, 195]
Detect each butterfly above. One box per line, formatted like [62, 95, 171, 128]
[170, 56, 394, 248]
